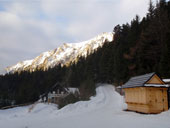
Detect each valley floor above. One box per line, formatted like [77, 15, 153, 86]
[0, 84, 170, 128]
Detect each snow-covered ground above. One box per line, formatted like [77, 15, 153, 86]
[0, 84, 170, 128]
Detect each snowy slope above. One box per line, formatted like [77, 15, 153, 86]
[0, 84, 170, 128]
[6, 32, 114, 73]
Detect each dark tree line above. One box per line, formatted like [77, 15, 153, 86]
[0, 0, 170, 107]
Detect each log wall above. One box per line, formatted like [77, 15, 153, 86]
[124, 87, 168, 113]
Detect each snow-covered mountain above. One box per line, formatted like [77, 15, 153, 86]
[6, 32, 114, 73]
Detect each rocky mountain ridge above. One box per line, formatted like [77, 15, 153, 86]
[6, 32, 114, 73]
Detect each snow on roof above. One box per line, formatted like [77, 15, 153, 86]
[144, 84, 169, 87]
[162, 79, 170, 83]
[67, 88, 79, 94]
[116, 86, 122, 89]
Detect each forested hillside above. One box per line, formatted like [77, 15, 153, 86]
[0, 0, 170, 107]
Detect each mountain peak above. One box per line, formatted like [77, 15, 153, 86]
[6, 32, 114, 73]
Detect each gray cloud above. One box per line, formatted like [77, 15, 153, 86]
[0, 0, 156, 74]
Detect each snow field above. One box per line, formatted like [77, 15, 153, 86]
[0, 84, 170, 128]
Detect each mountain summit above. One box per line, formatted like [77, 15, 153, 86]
[6, 32, 114, 73]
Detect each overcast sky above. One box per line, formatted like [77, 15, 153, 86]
[0, 0, 156, 74]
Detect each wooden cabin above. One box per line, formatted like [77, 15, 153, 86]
[122, 72, 169, 114]
[40, 82, 79, 104]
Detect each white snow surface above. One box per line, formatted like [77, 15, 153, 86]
[0, 84, 170, 128]
[163, 79, 170, 83]
[67, 87, 79, 94]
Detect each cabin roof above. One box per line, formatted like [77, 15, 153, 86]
[40, 82, 67, 98]
[122, 72, 156, 88]
[40, 82, 80, 99]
